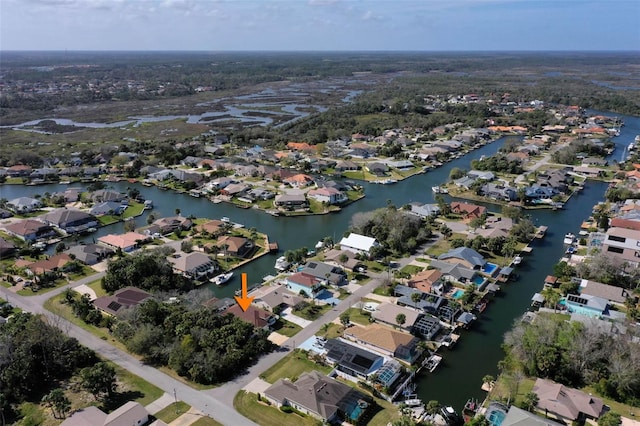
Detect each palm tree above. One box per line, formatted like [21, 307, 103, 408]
[541, 287, 561, 312]
[411, 292, 422, 310]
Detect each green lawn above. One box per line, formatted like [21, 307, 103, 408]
[234, 391, 322, 426]
[317, 323, 343, 340]
[17, 279, 69, 296]
[345, 307, 373, 326]
[295, 303, 331, 321]
[260, 350, 332, 384]
[153, 402, 191, 423]
[272, 318, 302, 337]
[87, 277, 107, 297]
[399, 264, 423, 275]
[191, 417, 224, 426]
[112, 364, 164, 407]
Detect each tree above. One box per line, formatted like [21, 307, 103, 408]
[541, 287, 561, 312]
[41, 389, 71, 419]
[340, 311, 350, 327]
[449, 167, 466, 180]
[425, 400, 440, 416]
[123, 219, 136, 232]
[80, 362, 117, 400]
[598, 411, 622, 426]
[395, 313, 406, 327]
[439, 224, 452, 239]
[520, 392, 539, 412]
[411, 292, 422, 309]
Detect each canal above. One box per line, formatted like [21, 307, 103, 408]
[0, 111, 638, 411]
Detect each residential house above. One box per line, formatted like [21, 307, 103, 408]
[573, 166, 604, 178]
[252, 286, 303, 313]
[220, 183, 249, 197]
[579, 279, 633, 305]
[481, 183, 518, 201]
[299, 261, 346, 287]
[532, 378, 604, 423]
[274, 192, 308, 209]
[450, 202, 486, 219]
[307, 187, 347, 205]
[438, 247, 486, 270]
[564, 293, 610, 318]
[222, 304, 276, 330]
[264, 371, 369, 423]
[6, 197, 41, 214]
[4, 219, 55, 242]
[283, 173, 314, 188]
[454, 176, 476, 190]
[323, 339, 385, 381]
[216, 235, 254, 258]
[323, 249, 362, 271]
[371, 302, 422, 333]
[536, 169, 572, 193]
[90, 189, 127, 203]
[196, 219, 227, 236]
[344, 324, 422, 364]
[526, 185, 559, 200]
[501, 406, 565, 426]
[467, 170, 495, 181]
[385, 160, 414, 170]
[0, 209, 12, 219]
[411, 314, 442, 341]
[7, 164, 32, 177]
[408, 202, 441, 218]
[40, 209, 98, 233]
[93, 287, 152, 316]
[98, 232, 150, 252]
[90, 201, 126, 216]
[394, 285, 447, 316]
[21, 253, 73, 276]
[335, 160, 360, 172]
[601, 226, 640, 268]
[247, 188, 275, 201]
[283, 272, 323, 297]
[428, 259, 478, 284]
[151, 216, 193, 234]
[0, 237, 16, 258]
[408, 269, 444, 295]
[366, 162, 389, 176]
[339, 233, 379, 256]
[167, 252, 217, 280]
[61, 401, 154, 426]
[64, 244, 114, 265]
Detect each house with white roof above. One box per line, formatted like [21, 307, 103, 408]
[339, 233, 379, 256]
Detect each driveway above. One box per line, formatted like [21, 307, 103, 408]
[280, 307, 312, 327]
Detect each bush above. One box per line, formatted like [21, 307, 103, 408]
[280, 406, 294, 413]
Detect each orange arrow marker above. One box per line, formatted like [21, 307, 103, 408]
[234, 272, 254, 312]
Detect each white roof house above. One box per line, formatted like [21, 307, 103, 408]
[339, 233, 378, 255]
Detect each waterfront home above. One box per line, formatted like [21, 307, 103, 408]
[0, 209, 12, 219]
[467, 170, 495, 181]
[167, 252, 217, 280]
[196, 219, 227, 236]
[481, 183, 518, 201]
[532, 378, 604, 423]
[371, 302, 422, 333]
[90, 201, 126, 216]
[343, 324, 422, 364]
[564, 294, 610, 318]
[384, 159, 414, 170]
[90, 189, 127, 203]
[500, 406, 565, 426]
[6, 197, 41, 214]
[408, 202, 441, 219]
[366, 162, 389, 176]
[428, 258, 478, 284]
[450, 202, 487, 220]
[64, 244, 114, 266]
[274, 191, 308, 209]
[323, 249, 361, 271]
[324, 338, 385, 380]
[7, 164, 32, 177]
[30, 168, 59, 180]
[438, 247, 486, 270]
[4, 219, 55, 242]
[601, 226, 640, 269]
[307, 187, 347, 205]
[222, 304, 276, 330]
[335, 160, 361, 172]
[525, 185, 559, 201]
[40, 208, 98, 234]
[579, 279, 633, 305]
[98, 232, 150, 252]
[216, 235, 254, 258]
[299, 261, 346, 287]
[284, 272, 324, 297]
[395, 285, 446, 315]
[339, 233, 379, 256]
[283, 173, 314, 188]
[264, 371, 369, 423]
[573, 166, 604, 178]
[93, 287, 152, 316]
[408, 269, 445, 295]
[150, 216, 193, 234]
[220, 183, 249, 197]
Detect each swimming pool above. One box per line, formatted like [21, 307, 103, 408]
[473, 275, 485, 286]
[482, 262, 498, 274]
[488, 410, 506, 426]
[452, 289, 465, 299]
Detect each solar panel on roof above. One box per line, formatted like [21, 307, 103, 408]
[107, 301, 122, 311]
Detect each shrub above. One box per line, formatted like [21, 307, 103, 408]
[280, 406, 294, 413]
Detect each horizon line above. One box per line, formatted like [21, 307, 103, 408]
[2, 49, 639, 54]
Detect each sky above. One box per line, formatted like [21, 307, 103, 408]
[1, 0, 639, 51]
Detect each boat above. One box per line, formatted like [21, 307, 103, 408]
[512, 255, 522, 265]
[221, 217, 230, 223]
[563, 233, 576, 245]
[274, 256, 291, 271]
[440, 406, 462, 425]
[210, 271, 234, 286]
[143, 199, 153, 209]
[535, 225, 547, 238]
[462, 399, 480, 423]
[432, 186, 449, 194]
[423, 354, 443, 373]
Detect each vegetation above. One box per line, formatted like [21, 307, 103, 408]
[154, 401, 191, 423]
[260, 350, 332, 384]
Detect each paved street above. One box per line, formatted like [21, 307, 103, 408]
[0, 238, 436, 425]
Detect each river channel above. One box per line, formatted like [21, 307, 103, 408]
[0, 111, 638, 411]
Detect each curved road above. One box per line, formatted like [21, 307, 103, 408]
[0, 240, 432, 425]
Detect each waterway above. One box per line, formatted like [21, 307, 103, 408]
[0, 112, 638, 411]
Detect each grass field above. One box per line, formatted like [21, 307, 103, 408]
[271, 318, 302, 337]
[259, 350, 332, 384]
[191, 417, 224, 426]
[345, 307, 373, 326]
[153, 402, 191, 423]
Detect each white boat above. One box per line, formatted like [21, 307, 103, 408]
[423, 354, 443, 373]
[210, 272, 234, 286]
[512, 256, 523, 265]
[221, 217, 230, 223]
[274, 256, 291, 271]
[432, 186, 449, 194]
[563, 233, 576, 245]
[143, 199, 153, 209]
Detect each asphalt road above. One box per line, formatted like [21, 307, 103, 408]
[0, 240, 434, 425]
